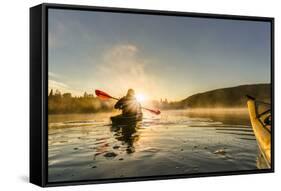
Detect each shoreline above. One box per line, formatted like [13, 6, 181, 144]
[48, 107, 248, 115]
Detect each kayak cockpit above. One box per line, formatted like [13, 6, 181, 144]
[110, 113, 143, 125]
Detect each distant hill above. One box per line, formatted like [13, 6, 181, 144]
[180, 84, 271, 108]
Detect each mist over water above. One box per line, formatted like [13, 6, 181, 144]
[48, 109, 268, 182]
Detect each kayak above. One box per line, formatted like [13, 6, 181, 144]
[110, 113, 143, 124]
[246, 95, 271, 167]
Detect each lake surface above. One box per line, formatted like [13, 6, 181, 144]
[48, 109, 268, 182]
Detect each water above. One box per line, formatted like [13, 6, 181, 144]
[48, 109, 268, 182]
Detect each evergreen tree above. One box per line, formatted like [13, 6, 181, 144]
[49, 89, 53, 97]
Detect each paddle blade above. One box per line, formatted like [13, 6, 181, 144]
[153, 109, 161, 115]
[95, 89, 112, 100]
[152, 109, 161, 115]
[143, 107, 161, 115]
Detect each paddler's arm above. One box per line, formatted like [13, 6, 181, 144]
[114, 97, 125, 109]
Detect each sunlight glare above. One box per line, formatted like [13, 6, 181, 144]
[136, 93, 147, 103]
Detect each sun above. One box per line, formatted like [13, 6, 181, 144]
[136, 93, 147, 103]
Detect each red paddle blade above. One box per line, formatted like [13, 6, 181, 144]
[143, 108, 161, 115]
[151, 109, 161, 115]
[95, 89, 112, 100]
[155, 110, 161, 115]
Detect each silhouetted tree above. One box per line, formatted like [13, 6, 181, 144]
[63, 93, 71, 98]
[54, 89, 61, 97]
[48, 89, 115, 114]
[49, 89, 53, 97]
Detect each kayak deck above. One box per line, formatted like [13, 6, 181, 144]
[247, 96, 271, 167]
[110, 113, 143, 124]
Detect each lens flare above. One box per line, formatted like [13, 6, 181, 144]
[136, 93, 146, 103]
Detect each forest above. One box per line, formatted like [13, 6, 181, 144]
[48, 89, 115, 114]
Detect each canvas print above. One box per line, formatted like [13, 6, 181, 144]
[48, 8, 272, 182]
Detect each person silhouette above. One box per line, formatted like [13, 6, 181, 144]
[114, 89, 142, 116]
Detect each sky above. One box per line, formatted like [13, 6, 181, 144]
[48, 8, 271, 101]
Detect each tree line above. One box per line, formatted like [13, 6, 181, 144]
[48, 89, 115, 114]
[48, 89, 184, 114]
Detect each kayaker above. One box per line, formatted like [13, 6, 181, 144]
[114, 89, 142, 116]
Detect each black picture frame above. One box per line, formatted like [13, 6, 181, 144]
[30, 3, 274, 187]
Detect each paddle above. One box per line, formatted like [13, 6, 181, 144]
[95, 89, 161, 115]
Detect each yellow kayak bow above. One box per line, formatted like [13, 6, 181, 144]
[246, 95, 271, 167]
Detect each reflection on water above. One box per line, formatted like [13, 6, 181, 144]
[48, 109, 269, 182]
[110, 121, 141, 154]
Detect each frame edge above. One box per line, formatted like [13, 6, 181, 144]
[30, 4, 45, 187]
